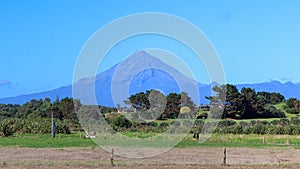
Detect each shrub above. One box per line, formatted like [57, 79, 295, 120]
[159, 122, 169, 127]
[110, 115, 132, 130]
[286, 108, 299, 114]
[56, 121, 71, 134]
[252, 124, 267, 134]
[279, 118, 290, 126]
[291, 117, 300, 125]
[239, 121, 249, 127]
[219, 120, 236, 127]
[271, 120, 280, 126]
[273, 126, 286, 135]
[147, 121, 158, 127]
[242, 126, 252, 134]
[285, 125, 299, 135]
[0, 119, 16, 137]
[262, 104, 286, 118]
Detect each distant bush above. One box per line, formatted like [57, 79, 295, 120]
[286, 108, 299, 114]
[0, 119, 16, 137]
[291, 117, 300, 125]
[279, 118, 290, 126]
[110, 115, 132, 130]
[0, 118, 73, 137]
[262, 104, 285, 118]
[56, 121, 71, 134]
[202, 118, 300, 135]
[159, 122, 169, 127]
[218, 120, 236, 127]
[147, 121, 158, 127]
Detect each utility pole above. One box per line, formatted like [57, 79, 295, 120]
[51, 112, 56, 138]
[51, 112, 53, 137]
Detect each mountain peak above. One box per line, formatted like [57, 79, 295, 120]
[128, 50, 158, 61]
[133, 50, 147, 56]
[284, 81, 294, 85]
[118, 50, 166, 71]
[2, 50, 300, 106]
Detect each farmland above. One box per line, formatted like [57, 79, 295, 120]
[2, 87, 300, 168]
[2, 132, 300, 149]
[2, 147, 300, 169]
[2, 133, 300, 168]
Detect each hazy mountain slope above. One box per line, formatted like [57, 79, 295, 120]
[0, 51, 299, 106]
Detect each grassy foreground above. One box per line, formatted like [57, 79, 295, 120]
[0, 133, 96, 148]
[2, 132, 300, 149]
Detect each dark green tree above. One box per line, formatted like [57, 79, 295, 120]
[206, 84, 285, 119]
[161, 93, 181, 119]
[128, 92, 150, 110]
[59, 97, 80, 121]
[287, 98, 297, 108]
[206, 84, 243, 119]
[240, 87, 261, 119]
[257, 92, 285, 104]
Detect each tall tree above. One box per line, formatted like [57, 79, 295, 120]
[240, 87, 261, 119]
[59, 97, 76, 120]
[162, 93, 181, 119]
[224, 84, 244, 118]
[128, 92, 150, 110]
[206, 84, 243, 119]
[257, 92, 285, 104]
[206, 84, 284, 119]
[287, 98, 297, 108]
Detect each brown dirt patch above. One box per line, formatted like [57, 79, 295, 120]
[0, 147, 300, 168]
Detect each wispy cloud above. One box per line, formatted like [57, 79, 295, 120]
[0, 79, 12, 87]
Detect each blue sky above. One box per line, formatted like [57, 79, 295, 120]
[1, 0, 300, 98]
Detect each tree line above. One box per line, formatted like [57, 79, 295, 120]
[1, 85, 294, 122]
[1, 84, 300, 137]
[206, 84, 286, 119]
[0, 97, 79, 121]
[125, 90, 197, 119]
[0, 84, 300, 121]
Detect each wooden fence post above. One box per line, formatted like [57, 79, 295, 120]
[110, 148, 114, 167]
[223, 148, 227, 165]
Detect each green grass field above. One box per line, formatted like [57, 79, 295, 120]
[0, 133, 96, 148]
[1, 102, 299, 149]
[178, 134, 300, 148]
[2, 132, 300, 149]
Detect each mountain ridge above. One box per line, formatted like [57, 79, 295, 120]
[1, 51, 300, 106]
